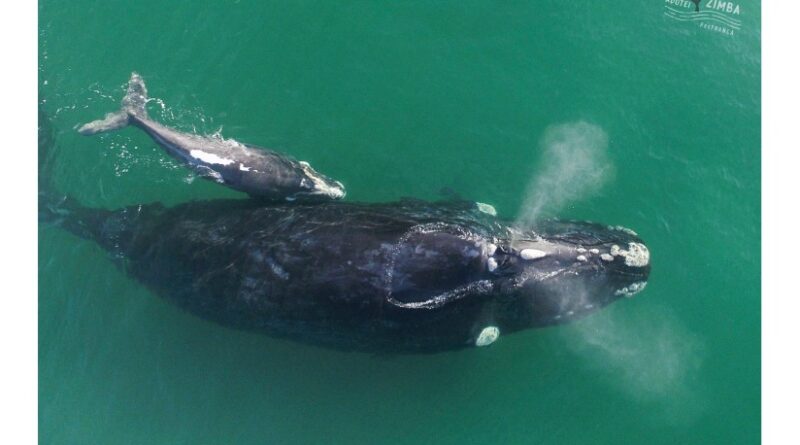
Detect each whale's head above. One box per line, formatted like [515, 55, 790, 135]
[384, 216, 650, 348]
[293, 161, 346, 200]
[485, 220, 651, 331]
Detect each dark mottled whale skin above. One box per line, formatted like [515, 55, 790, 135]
[78, 73, 345, 201]
[46, 194, 650, 353]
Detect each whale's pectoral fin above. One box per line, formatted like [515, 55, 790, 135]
[195, 165, 226, 184]
[474, 202, 498, 217]
[78, 72, 149, 135]
[436, 188, 498, 216]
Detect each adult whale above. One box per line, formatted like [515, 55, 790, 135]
[41, 127, 650, 354]
[78, 73, 345, 201]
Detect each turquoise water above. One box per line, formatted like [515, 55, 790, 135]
[39, 1, 760, 444]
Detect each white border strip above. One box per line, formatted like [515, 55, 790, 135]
[763, 2, 800, 444]
[0, 1, 37, 443]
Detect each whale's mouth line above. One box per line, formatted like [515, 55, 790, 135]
[385, 280, 494, 310]
[383, 222, 494, 310]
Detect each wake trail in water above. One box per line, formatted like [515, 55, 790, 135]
[516, 121, 613, 228]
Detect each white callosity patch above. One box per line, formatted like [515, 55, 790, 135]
[576, 255, 587, 262]
[610, 242, 650, 267]
[615, 281, 648, 297]
[589, 248, 600, 254]
[239, 164, 252, 172]
[520, 248, 547, 260]
[475, 326, 500, 347]
[625, 243, 650, 267]
[600, 253, 614, 262]
[189, 149, 235, 166]
[476, 202, 497, 216]
[482, 241, 499, 272]
[298, 162, 345, 199]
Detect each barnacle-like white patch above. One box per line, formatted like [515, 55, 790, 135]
[476, 202, 497, 216]
[487, 257, 498, 272]
[239, 164, 252, 172]
[600, 253, 614, 262]
[576, 255, 587, 262]
[475, 326, 500, 347]
[520, 249, 547, 260]
[576, 247, 587, 253]
[190, 150, 234, 166]
[485, 243, 497, 256]
[298, 162, 346, 199]
[625, 243, 650, 266]
[589, 248, 600, 254]
[614, 281, 648, 297]
[610, 242, 650, 267]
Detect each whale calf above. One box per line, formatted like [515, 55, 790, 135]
[78, 73, 345, 201]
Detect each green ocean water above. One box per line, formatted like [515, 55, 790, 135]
[38, 1, 760, 444]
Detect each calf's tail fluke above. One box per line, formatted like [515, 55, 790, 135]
[77, 72, 149, 135]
